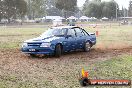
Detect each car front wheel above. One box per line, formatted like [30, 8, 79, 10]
[29, 54, 37, 57]
[84, 42, 91, 52]
[55, 44, 62, 57]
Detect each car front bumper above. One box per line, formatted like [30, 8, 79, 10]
[21, 46, 55, 55]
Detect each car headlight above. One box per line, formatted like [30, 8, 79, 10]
[40, 43, 51, 47]
[22, 43, 28, 47]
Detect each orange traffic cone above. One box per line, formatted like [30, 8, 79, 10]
[96, 31, 99, 37]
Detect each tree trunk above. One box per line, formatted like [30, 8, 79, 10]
[33, 10, 35, 20]
[0, 17, 1, 22]
[21, 16, 23, 25]
[8, 18, 10, 23]
[64, 11, 67, 19]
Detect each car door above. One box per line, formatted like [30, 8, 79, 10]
[74, 27, 86, 49]
[63, 28, 77, 51]
[82, 29, 96, 44]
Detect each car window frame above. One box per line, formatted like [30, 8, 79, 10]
[81, 29, 90, 36]
[66, 28, 76, 37]
[73, 27, 85, 37]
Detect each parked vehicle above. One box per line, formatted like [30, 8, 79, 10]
[21, 26, 96, 57]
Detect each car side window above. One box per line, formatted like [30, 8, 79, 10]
[74, 28, 84, 37]
[82, 30, 89, 36]
[67, 29, 76, 37]
[60, 28, 67, 35]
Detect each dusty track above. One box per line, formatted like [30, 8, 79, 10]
[0, 47, 131, 87]
[0, 47, 132, 65]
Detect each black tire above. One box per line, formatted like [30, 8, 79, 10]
[84, 42, 91, 52]
[29, 54, 37, 57]
[80, 78, 90, 87]
[55, 44, 62, 57]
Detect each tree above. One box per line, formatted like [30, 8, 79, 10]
[46, 0, 56, 9]
[118, 7, 124, 17]
[4, 0, 16, 22]
[0, 0, 27, 22]
[32, 0, 46, 18]
[83, 0, 119, 19]
[83, 1, 102, 18]
[15, 0, 27, 19]
[26, 0, 46, 19]
[46, 0, 62, 16]
[55, 0, 77, 18]
[106, 1, 118, 19]
[102, 2, 111, 18]
[46, 7, 62, 16]
[128, 0, 132, 17]
[123, 8, 128, 17]
[102, 1, 119, 19]
[0, 0, 4, 21]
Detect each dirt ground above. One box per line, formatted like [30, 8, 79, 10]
[0, 45, 131, 88]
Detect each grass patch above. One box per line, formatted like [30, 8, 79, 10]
[0, 28, 47, 49]
[87, 56, 132, 80]
[85, 25, 132, 49]
[78, 55, 132, 88]
[0, 24, 132, 49]
[0, 55, 131, 88]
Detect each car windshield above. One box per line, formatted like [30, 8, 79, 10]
[40, 28, 67, 37]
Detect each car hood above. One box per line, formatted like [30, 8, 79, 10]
[24, 36, 61, 43]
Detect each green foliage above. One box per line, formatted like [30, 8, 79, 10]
[55, 0, 78, 18]
[46, 7, 62, 16]
[27, 0, 57, 19]
[55, 0, 77, 12]
[89, 56, 132, 79]
[83, 1, 102, 18]
[83, 0, 119, 19]
[45, 0, 62, 16]
[0, 0, 27, 21]
[15, 0, 27, 18]
[30, 0, 46, 18]
[128, 1, 132, 17]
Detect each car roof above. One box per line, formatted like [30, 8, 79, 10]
[51, 26, 79, 29]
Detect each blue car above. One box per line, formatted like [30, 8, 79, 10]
[21, 26, 96, 57]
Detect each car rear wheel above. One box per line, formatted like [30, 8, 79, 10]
[55, 44, 62, 57]
[84, 42, 91, 52]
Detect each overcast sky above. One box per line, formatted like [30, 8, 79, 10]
[77, 0, 130, 9]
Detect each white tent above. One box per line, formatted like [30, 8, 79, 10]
[53, 19, 62, 26]
[91, 17, 97, 20]
[45, 16, 65, 20]
[79, 16, 89, 20]
[101, 17, 109, 21]
[57, 16, 65, 20]
[79, 16, 90, 22]
[67, 16, 78, 20]
[102, 17, 108, 20]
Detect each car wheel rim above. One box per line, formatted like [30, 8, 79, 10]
[86, 42, 90, 51]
